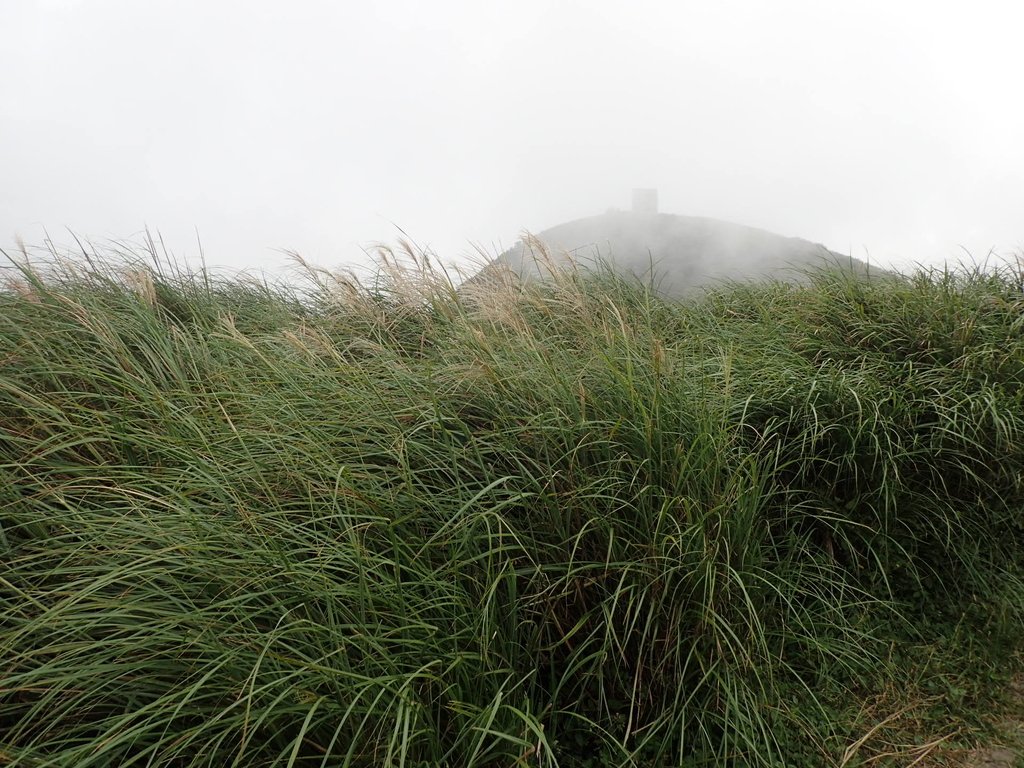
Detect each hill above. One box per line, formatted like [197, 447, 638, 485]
[474, 210, 883, 295]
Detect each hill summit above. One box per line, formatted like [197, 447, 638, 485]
[476, 207, 876, 296]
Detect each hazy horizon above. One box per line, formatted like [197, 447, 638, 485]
[3, 1, 1022, 279]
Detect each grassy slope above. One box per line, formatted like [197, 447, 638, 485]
[1, 247, 1022, 767]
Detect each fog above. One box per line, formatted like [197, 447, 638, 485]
[3, 0, 1022, 279]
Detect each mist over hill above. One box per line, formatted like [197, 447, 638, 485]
[475, 207, 882, 296]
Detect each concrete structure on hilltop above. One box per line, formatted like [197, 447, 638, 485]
[631, 188, 659, 215]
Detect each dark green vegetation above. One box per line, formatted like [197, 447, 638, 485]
[1, 246, 1023, 767]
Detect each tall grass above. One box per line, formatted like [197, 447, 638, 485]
[1, 241, 1022, 766]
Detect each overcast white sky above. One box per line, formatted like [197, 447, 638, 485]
[2, 0, 1022, 278]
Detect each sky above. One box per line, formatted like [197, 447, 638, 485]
[2, 0, 1023, 280]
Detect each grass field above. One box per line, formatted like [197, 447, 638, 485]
[1, 242, 1022, 766]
